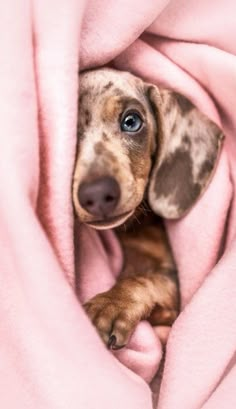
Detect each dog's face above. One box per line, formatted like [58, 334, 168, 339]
[73, 68, 223, 229]
[73, 69, 159, 229]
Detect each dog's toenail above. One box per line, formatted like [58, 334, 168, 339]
[108, 335, 117, 349]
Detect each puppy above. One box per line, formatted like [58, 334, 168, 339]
[73, 68, 223, 350]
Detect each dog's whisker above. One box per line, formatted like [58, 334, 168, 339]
[137, 208, 145, 217]
[136, 203, 150, 217]
[141, 200, 151, 212]
[122, 222, 127, 232]
[140, 204, 147, 213]
[137, 204, 145, 213]
[133, 214, 141, 225]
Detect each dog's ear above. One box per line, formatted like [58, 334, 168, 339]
[146, 85, 224, 219]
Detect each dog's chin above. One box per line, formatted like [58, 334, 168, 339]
[85, 210, 134, 230]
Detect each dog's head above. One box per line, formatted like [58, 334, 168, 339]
[73, 68, 223, 229]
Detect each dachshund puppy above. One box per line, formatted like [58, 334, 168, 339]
[73, 68, 223, 350]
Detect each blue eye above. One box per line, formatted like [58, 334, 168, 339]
[120, 112, 143, 133]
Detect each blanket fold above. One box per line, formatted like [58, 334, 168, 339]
[0, 0, 236, 407]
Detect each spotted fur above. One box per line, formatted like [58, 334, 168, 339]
[73, 68, 223, 349]
[147, 88, 223, 218]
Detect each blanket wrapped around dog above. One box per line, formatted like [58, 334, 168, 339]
[0, 0, 235, 408]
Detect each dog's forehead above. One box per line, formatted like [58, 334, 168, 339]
[79, 69, 143, 101]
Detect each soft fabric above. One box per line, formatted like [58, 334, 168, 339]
[0, 0, 236, 408]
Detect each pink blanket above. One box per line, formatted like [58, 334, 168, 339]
[1, 0, 236, 407]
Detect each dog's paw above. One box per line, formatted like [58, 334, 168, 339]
[84, 290, 141, 350]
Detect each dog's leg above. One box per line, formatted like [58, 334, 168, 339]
[84, 270, 178, 349]
[84, 222, 179, 350]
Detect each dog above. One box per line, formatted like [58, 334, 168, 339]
[73, 68, 223, 350]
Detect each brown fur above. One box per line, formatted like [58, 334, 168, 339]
[84, 213, 179, 348]
[73, 68, 223, 349]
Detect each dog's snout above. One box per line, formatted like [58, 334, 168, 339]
[78, 176, 120, 217]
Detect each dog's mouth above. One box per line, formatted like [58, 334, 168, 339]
[85, 210, 134, 230]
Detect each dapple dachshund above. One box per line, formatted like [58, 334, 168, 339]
[73, 68, 223, 350]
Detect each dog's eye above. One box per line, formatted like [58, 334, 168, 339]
[120, 112, 143, 133]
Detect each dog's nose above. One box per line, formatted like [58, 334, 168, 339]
[78, 176, 120, 217]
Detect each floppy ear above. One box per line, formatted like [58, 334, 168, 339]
[146, 86, 224, 219]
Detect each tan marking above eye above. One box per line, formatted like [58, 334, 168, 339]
[101, 97, 122, 123]
[101, 96, 147, 125]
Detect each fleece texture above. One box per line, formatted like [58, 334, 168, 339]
[0, 0, 235, 408]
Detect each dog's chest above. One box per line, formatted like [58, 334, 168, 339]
[116, 212, 175, 278]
